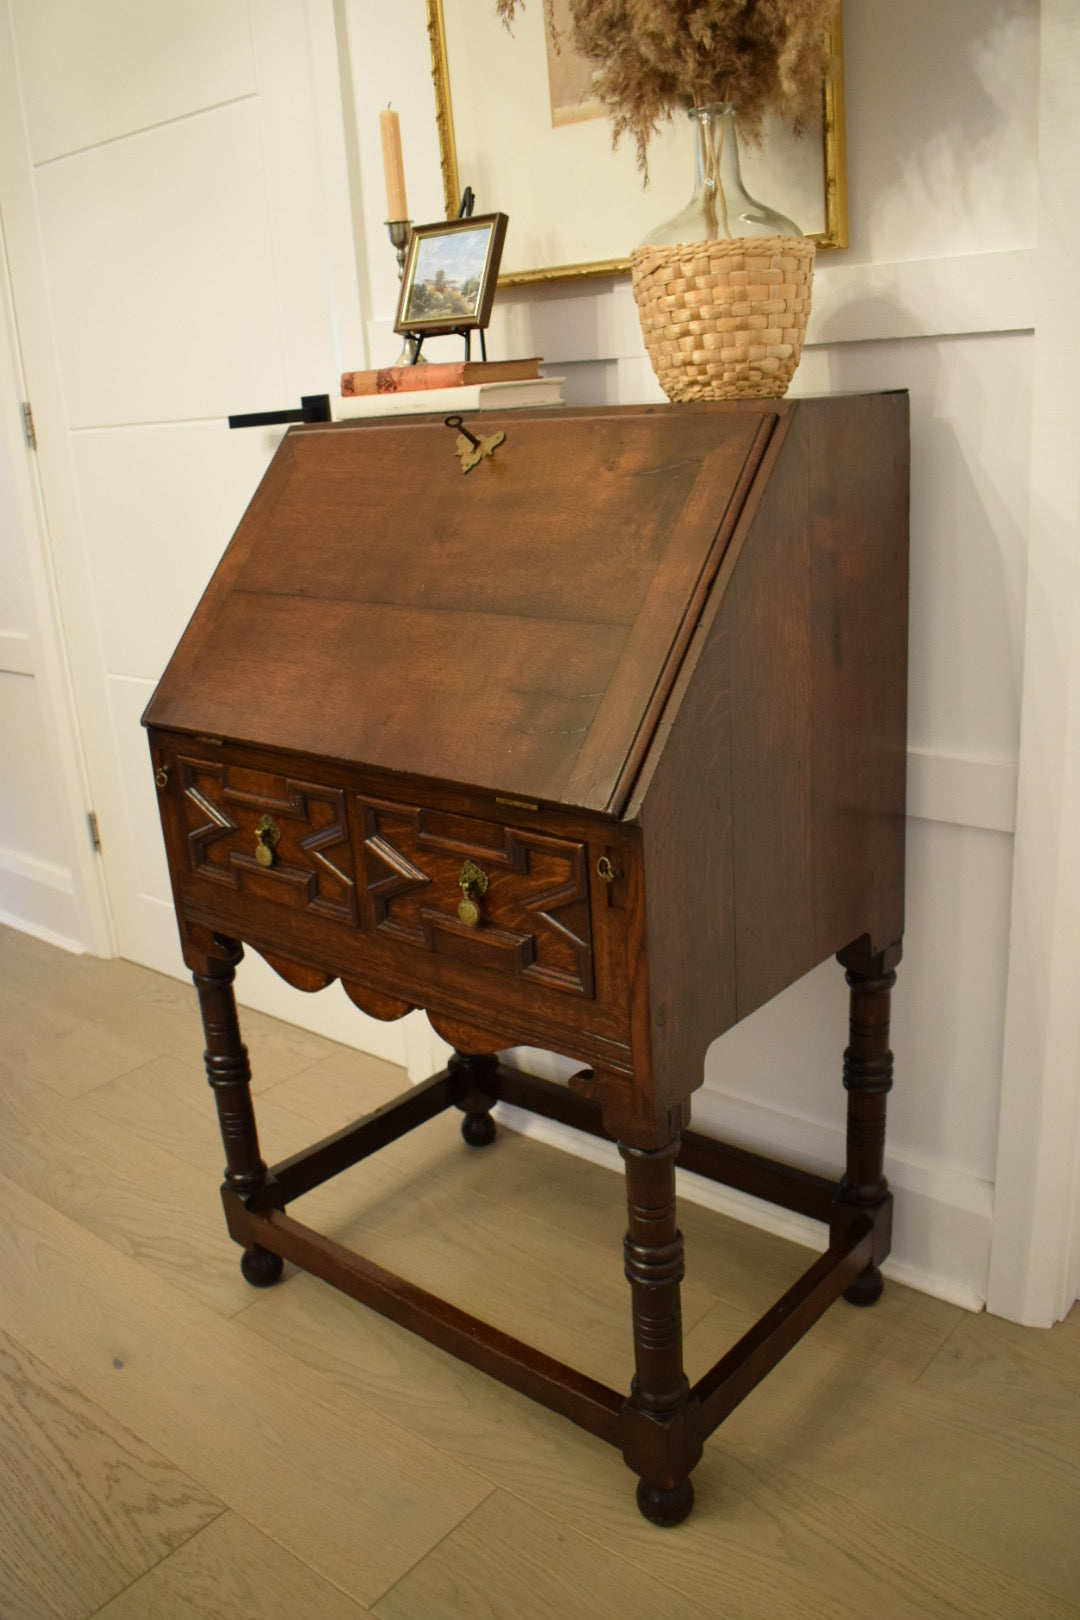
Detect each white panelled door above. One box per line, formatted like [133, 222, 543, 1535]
[0, 213, 111, 954]
[0, 0, 425, 1064]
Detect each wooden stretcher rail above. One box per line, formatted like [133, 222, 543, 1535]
[493, 1063, 839, 1221]
[693, 1216, 875, 1436]
[265, 1069, 461, 1205]
[222, 1191, 625, 1445]
[257, 1059, 842, 1226]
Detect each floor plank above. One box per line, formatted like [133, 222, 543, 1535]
[0, 1171, 493, 1608]
[0, 936, 346, 1095]
[705, 1324, 1080, 1607]
[83, 1050, 398, 1189]
[0, 1070, 284, 1318]
[0, 1325, 222, 1620]
[372, 1489, 719, 1620]
[92, 1511, 373, 1619]
[602, 1443, 1080, 1620]
[915, 1300, 1080, 1456]
[4, 993, 160, 1100]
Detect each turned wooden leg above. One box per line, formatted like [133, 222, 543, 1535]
[835, 945, 898, 1307]
[619, 1136, 701, 1526]
[192, 942, 282, 1288]
[450, 1050, 498, 1147]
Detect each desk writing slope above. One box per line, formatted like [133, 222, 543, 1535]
[145, 407, 775, 814]
[144, 395, 910, 1528]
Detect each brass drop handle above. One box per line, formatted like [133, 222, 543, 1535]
[254, 814, 281, 867]
[458, 859, 489, 926]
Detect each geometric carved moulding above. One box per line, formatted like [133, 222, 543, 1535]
[179, 756, 357, 924]
[358, 796, 594, 997]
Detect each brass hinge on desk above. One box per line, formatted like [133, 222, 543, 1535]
[21, 401, 36, 449]
[87, 811, 102, 852]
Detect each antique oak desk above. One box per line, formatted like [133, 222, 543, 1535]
[144, 395, 908, 1525]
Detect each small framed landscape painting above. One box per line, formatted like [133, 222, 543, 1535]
[395, 213, 509, 336]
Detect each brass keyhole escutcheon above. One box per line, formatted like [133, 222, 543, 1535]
[597, 855, 619, 883]
[445, 414, 506, 475]
[254, 814, 282, 868]
[458, 858, 489, 926]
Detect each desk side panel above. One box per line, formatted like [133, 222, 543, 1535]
[634, 611, 739, 1120]
[806, 393, 909, 967]
[635, 393, 909, 1115]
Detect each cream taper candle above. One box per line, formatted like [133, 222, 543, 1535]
[379, 108, 408, 221]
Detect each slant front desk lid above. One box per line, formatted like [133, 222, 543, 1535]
[145, 405, 780, 815]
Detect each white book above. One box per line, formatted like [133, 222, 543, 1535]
[332, 376, 565, 420]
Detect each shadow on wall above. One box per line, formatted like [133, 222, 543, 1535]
[804, 301, 1028, 754]
[844, 0, 1038, 260]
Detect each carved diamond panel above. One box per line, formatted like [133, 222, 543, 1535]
[358, 798, 594, 997]
[179, 757, 357, 923]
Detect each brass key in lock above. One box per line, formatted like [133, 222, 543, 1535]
[458, 859, 489, 925]
[445, 414, 505, 474]
[254, 814, 281, 867]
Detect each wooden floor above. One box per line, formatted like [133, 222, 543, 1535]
[2, 922, 1078, 1619]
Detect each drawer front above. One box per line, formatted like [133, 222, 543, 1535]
[358, 797, 594, 999]
[158, 743, 626, 1050]
[176, 755, 357, 924]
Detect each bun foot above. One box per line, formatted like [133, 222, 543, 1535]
[240, 1244, 284, 1287]
[460, 1110, 496, 1148]
[636, 1476, 695, 1527]
[844, 1264, 884, 1307]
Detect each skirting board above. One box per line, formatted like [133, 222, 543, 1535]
[493, 1100, 991, 1315]
[0, 904, 85, 956]
[0, 844, 85, 955]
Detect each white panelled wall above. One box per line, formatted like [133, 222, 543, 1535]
[1, 0, 1077, 1323]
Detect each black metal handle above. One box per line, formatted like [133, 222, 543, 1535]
[228, 393, 331, 429]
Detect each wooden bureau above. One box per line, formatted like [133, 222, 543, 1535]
[144, 394, 909, 1524]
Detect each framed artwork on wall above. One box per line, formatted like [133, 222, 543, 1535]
[426, 0, 848, 287]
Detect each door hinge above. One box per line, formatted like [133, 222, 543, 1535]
[21, 401, 36, 449]
[87, 811, 102, 852]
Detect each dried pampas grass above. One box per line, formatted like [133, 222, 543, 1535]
[496, 0, 839, 175]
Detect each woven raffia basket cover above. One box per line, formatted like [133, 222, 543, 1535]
[630, 235, 815, 401]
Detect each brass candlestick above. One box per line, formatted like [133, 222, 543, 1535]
[386, 218, 411, 276]
[386, 220, 424, 367]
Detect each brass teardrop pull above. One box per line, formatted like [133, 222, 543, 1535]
[254, 814, 282, 867]
[458, 858, 489, 925]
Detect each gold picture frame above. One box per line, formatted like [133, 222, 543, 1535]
[426, 0, 848, 287]
[395, 213, 509, 336]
